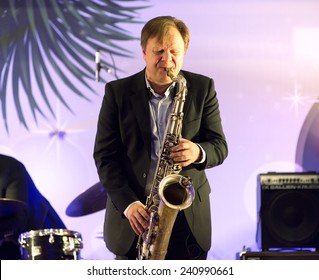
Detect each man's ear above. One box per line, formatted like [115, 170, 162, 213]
[142, 48, 146, 60]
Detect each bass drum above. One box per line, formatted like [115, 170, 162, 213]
[19, 229, 83, 260]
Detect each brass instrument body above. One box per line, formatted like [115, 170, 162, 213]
[137, 69, 195, 260]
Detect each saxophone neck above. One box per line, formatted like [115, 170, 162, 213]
[166, 67, 175, 81]
[166, 68, 187, 96]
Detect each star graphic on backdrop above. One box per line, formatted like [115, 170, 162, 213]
[28, 102, 91, 162]
[284, 82, 318, 116]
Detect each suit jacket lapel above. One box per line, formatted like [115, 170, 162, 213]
[130, 70, 152, 158]
[179, 71, 192, 122]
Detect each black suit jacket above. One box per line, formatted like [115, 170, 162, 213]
[94, 69, 228, 256]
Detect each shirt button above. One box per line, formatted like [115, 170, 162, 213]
[143, 173, 147, 178]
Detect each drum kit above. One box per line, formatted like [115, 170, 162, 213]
[0, 182, 107, 260]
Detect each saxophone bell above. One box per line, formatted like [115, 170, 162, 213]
[138, 174, 194, 260]
[159, 174, 194, 211]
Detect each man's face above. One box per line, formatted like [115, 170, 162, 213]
[142, 27, 185, 86]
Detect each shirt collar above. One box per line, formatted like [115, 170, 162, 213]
[145, 74, 176, 98]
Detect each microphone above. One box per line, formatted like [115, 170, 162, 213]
[95, 49, 101, 82]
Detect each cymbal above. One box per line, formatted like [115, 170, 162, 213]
[66, 182, 107, 217]
[0, 198, 27, 218]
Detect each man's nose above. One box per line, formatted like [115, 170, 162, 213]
[161, 50, 172, 61]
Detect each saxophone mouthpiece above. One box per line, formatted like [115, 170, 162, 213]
[166, 67, 175, 80]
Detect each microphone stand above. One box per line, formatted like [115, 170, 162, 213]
[95, 50, 111, 82]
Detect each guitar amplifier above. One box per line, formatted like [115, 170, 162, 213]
[257, 172, 319, 250]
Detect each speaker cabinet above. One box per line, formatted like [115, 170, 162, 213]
[257, 172, 319, 250]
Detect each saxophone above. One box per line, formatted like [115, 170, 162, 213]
[137, 68, 195, 260]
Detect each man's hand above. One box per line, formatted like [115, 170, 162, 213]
[126, 201, 150, 235]
[169, 138, 201, 167]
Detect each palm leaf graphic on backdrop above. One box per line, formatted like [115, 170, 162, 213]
[0, 0, 148, 132]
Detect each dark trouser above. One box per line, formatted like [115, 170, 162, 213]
[116, 212, 207, 260]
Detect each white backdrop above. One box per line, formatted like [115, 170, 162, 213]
[1, 0, 319, 260]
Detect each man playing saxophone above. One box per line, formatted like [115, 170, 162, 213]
[94, 16, 228, 260]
